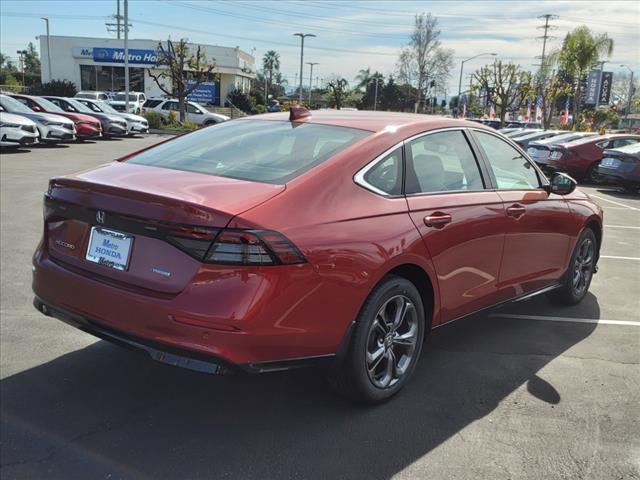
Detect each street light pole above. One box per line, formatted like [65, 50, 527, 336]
[457, 52, 496, 117]
[293, 33, 315, 104]
[41, 17, 52, 82]
[620, 65, 634, 125]
[307, 62, 318, 105]
[16, 50, 27, 86]
[124, 0, 129, 110]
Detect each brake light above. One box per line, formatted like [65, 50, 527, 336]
[205, 230, 306, 266]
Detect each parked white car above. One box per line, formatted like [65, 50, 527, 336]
[0, 112, 40, 148]
[143, 98, 230, 125]
[75, 91, 111, 101]
[75, 98, 148, 135]
[109, 92, 147, 114]
[0, 94, 76, 143]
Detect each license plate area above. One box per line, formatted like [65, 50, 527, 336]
[85, 227, 133, 271]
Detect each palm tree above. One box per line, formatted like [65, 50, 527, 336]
[557, 26, 613, 120]
[262, 50, 280, 95]
[355, 67, 372, 92]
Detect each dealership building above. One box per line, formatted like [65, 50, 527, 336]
[39, 35, 256, 106]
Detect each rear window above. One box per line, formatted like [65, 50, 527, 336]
[128, 120, 371, 184]
[143, 99, 163, 108]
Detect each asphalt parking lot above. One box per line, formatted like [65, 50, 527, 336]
[1, 135, 638, 480]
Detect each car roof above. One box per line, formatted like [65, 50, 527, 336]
[242, 110, 490, 134]
[565, 133, 640, 147]
[605, 142, 640, 154]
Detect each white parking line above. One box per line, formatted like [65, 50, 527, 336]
[591, 194, 640, 212]
[605, 225, 640, 229]
[600, 255, 640, 261]
[491, 313, 640, 326]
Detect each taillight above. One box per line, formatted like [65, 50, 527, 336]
[205, 229, 306, 266]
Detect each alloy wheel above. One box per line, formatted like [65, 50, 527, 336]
[572, 237, 594, 296]
[366, 295, 419, 389]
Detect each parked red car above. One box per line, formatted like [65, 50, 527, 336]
[541, 134, 640, 183]
[9, 94, 102, 140]
[33, 110, 603, 403]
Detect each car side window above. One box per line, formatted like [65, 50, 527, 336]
[187, 103, 201, 114]
[363, 148, 403, 196]
[405, 130, 485, 194]
[161, 101, 173, 111]
[612, 138, 638, 148]
[474, 130, 541, 190]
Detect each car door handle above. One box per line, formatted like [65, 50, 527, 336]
[506, 204, 526, 218]
[424, 212, 452, 228]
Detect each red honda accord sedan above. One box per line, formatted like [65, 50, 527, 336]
[33, 109, 603, 403]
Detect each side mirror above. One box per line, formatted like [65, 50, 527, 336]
[32, 105, 42, 112]
[547, 172, 577, 195]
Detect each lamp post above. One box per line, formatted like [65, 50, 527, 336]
[293, 33, 316, 104]
[41, 17, 52, 82]
[457, 52, 496, 117]
[307, 62, 318, 105]
[16, 50, 27, 86]
[124, 0, 129, 110]
[620, 64, 634, 124]
[369, 76, 380, 111]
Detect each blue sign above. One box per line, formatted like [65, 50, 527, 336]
[92, 48, 158, 65]
[187, 81, 217, 105]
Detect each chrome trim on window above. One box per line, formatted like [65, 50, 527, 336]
[353, 127, 467, 197]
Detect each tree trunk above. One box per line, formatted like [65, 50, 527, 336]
[178, 95, 186, 123]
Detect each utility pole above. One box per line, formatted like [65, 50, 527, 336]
[293, 33, 315, 104]
[16, 50, 26, 86]
[536, 14, 558, 125]
[307, 62, 318, 105]
[106, 0, 129, 38]
[117, 0, 121, 39]
[374, 78, 379, 111]
[124, 0, 129, 104]
[41, 17, 52, 82]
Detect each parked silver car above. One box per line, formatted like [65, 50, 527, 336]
[0, 111, 39, 148]
[0, 94, 76, 144]
[75, 98, 148, 135]
[144, 98, 229, 125]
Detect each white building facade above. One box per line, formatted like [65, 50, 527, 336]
[40, 35, 256, 106]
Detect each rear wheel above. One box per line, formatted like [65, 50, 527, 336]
[552, 228, 597, 305]
[587, 163, 605, 184]
[328, 275, 425, 404]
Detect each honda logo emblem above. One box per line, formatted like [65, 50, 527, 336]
[96, 210, 106, 224]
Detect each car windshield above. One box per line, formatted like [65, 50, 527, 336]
[609, 142, 640, 154]
[94, 101, 119, 114]
[535, 132, 593, 145]
[0, 95, 33, 113]
[129, 120, 372, 184]
[75, 93, 97, 99]
[34, 97, 65, 113]
[64, 98, 95, 113]
[114, 93, 139, 101]
[517, 131, 560, 141]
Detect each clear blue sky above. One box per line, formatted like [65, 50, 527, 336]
[1, 0, 638, 95]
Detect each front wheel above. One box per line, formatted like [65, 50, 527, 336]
[328, 275, 425, 404]
[552, 228, 597, 305]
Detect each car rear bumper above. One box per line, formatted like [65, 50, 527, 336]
[75, 124, 102, 139]
[32, 246, 345, 369]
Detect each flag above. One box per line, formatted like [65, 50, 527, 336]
[560, 97, 570, 126]
[461, 98, 466, 118]
[490, 104, 496, 119]
[535, 96, 543, 123]
[525, 99, 531, 121]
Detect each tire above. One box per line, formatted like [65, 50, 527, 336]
[587, 163, 605, 184]
[551, 228, 597, 305]
[328, 275, 426, 404]
[204, 120, 217, 126]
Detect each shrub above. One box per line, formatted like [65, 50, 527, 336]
[227, 89, 254, 113]
[181, 121, 199, 131]
[37, 79, 77, 97]
[143, 111, 163, 129]
[251, 104, 267, 115]
[167, 110, 178, 126]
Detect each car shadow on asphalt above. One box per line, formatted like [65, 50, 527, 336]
[0, 148, 32, 155]
[595, 188, 640, 199]
[0, 297, 599, 480]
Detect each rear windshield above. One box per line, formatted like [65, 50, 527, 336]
[128, 120, 371, 184]
[143, 99, 163, 108]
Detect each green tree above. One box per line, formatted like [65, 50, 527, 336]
[148, 39, 216, 122]
[380, 76, 401, 111]
[473, 61, 534, 127]
[355, 67, 372, 92]
[326, 77, 349, 110]
[359, 71, 384, 110]
[556, 26, 613, 119]
[24, 42, 40, 75]
[262, 50, 280, 95]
